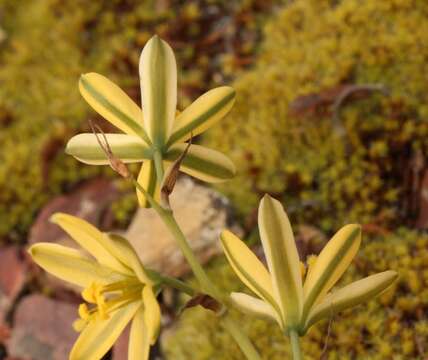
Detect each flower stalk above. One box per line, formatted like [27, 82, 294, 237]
[289, 329, 302, 360]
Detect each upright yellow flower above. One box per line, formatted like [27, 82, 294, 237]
[29, 213, 160, 360]
[221, 195, 398, 335]
[66, 35, 236, 207]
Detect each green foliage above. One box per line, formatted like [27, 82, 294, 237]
[205, 0, 428, 231]
[163, 228, 428, 359]
[0, 0, 279, 241]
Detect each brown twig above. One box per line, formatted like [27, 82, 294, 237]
[160, 133, 193, 209]
[332, 83, 389, 135]
[88, 120, 131, 178]
[320, 302, 334, 360]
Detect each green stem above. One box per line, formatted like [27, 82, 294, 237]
[153, 149, 164, 185]
[289, 330, 302, 360]
[131, 177, 261, 359]
[221, 316, 262, 360]
[146, 269, 195, 296]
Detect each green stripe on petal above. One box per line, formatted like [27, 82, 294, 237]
[129, 305, 151, 360]
[28, 243, 123, 288]
[136, 160, 160, 207]
[70, 301, 140, 360]
[79, 73, 150, 143]
[230, 292, 282, 327]
[302, 224, 361, 322]
[139, 35, 177, 147]
[102, 233, 151, 284]
[165, 144, 235, 182]
[258, 195, 303, 328]
[66, 133, 152, 165]
[220, 230, 279, 312]
[304, 270, 398, 331]
[167, 86, 236, 146]
[51, 213, 133, 276]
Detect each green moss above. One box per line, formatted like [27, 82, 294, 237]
[0, 0, 280, 242]
[163, 228, 428, 359]
[205, 0, 428, 232]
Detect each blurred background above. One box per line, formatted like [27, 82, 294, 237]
[0, 0, 427, 359]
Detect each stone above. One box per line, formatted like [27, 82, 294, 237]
[125, 177, 242, 277]
[8, 295, 77, 360]
[0, 247, 28, 324]
[29, 177, 120, 247]
[112, 326, 129, 360]
[28, 177, 121, 292]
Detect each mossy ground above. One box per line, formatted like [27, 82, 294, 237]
[205, 0, 428, 232]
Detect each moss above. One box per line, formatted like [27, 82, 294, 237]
[0, 0, 280, 242]
[163, 228, 428, 359]
[204, 0, 428, 232]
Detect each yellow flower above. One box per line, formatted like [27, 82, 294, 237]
[65, 35, 236, 207]
[28, 213, 160, 360]
[221, 194, 398, 334]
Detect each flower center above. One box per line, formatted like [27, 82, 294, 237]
[73, 278, 143, 332]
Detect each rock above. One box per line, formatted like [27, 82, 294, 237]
[8, 295, 77, 360]
[28, 177, 121, 292]
[0, 247, 28, 324]
[29, 177, 120, 247]
[112, 326, 129, 360]
[126, 177, 242, 277]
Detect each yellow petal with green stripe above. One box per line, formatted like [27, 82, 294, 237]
[136, 160, 160, 208]
[65, 133, 152, 165]
[139, 35, 177, 147]
[220, 230, 278, 310]
[302, 224, 361, 321]
[165, 144, 235, 183]
[230, 292, 282, 327]
[129, 305, 151, 360]
[102, 233, 151, 284]
[143, 286, 161, 344]
[79, 73, 149, 143]
[304, 270, 398, 331]
[258, 195, 303, 327]
[70, 301, 140, 360]
[167, 86, 236, 146]
[51, 213, 133, 276]
[28, 243, 122, 288]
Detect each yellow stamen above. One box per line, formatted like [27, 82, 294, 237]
[73, 318, 87, 332]
[78, 303, 90, 320]
[78, 280, 143, 325]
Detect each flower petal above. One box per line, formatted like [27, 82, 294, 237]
[136, 160, 160, 208]
[302, 224, 361, 320]
[139, 35, 177, 147]
[103, 233, 151, 284]
[167, 86, 236, 146]
[70, 301, 140, 360]
[165, 144, 235, 183]
[79, 73, 149, 142]
[304, 271, 398, 331]
[129, 305, 151, 360]
[220, 230, 278, 310]
[51, 213, 133, 276]
[258, 195, 303, 327]
[65, 133, 152, 165]
[230, 292, 281, 326]
[142, 286, 161, 344]
[28, 243, 122, 287]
